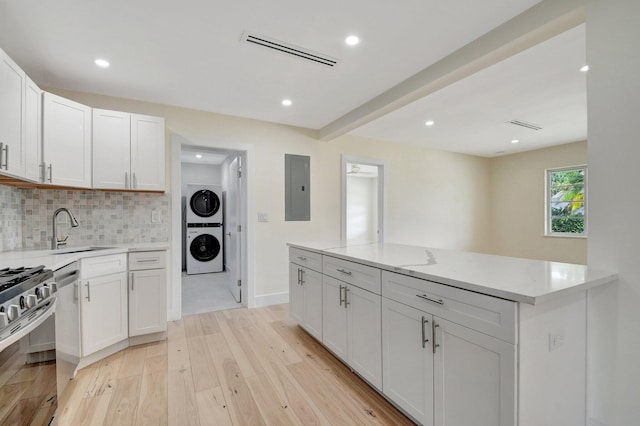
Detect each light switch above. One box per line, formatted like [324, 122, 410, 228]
[258, 212, 269, 222]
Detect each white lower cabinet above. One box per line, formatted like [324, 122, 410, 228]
[79, 253, 128, 357]
[80, 272, 128, 357]
[128, 251, 167, 336]
[433, 317, 515, 426]
[323, 275, 383, 390]
[382, 298, 434, 425]
[289, 262, 323, 341]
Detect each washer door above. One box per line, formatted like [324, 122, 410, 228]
[190, 234, 221, 262]
[190, 190, 221, 218]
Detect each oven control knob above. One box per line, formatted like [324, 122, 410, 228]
[26, 294, 38, 309]
[0, 312, 7, 328]
[7, 305, 19, 321]
[41, 286, 51, 299]
[50, 283, 58, 294]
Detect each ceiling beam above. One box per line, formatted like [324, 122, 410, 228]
[319, 0, 585, 141]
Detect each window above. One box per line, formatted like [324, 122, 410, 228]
[546, 166, 587, 236]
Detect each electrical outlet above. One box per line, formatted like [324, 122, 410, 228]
[258, 212, 269, 222]
[548, 330, 565, 352]
[151, 209, 161, 223]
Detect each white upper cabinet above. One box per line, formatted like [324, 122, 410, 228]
[92, 109, 131, 189]
[130, 114, 165, 191]
[42, 92, 92, 188]
[93, 110, 165, 191]
[24, 76, 42, 182]
[0, 47, 26, 178]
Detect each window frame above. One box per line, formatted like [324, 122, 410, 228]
[544, 165, 588, 238]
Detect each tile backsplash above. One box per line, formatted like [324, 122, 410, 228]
[0, 187, 170, 252]
[0, 185, 23, 252]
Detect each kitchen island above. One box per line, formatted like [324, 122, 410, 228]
[288, 241, 617, 426]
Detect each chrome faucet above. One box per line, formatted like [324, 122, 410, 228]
[52, 208, 80, 249]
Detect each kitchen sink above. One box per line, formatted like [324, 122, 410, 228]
[51, 246, 118, 255]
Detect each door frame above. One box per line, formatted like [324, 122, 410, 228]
[341, 155, 387, 242]
[169, 134, 255, 321]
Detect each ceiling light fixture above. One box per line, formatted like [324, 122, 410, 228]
[580, 65, 589, 72]
[425, 120, 435, 127]
[282, 99, 292, 106]
[94, 58, 110, 68]
[195, 154, 202, 159]
[511, 139, 520, 144]
[345, 35, 360, 46]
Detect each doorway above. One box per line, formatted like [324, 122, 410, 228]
[341, 155, 386, 242]
[169, 134, 254, 321]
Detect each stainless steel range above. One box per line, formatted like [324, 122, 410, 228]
[0, 265, 57, 352]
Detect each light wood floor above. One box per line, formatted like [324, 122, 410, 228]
[54, 303, 414, 425]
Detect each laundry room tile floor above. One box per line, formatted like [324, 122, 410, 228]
[182, 271, 241, 315]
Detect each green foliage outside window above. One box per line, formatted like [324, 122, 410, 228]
[549, 168, 586, 234]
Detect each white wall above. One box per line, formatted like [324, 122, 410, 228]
[585, 0, 640, 424]
[489, 141, 587, 264]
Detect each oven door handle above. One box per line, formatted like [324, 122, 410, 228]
[0, 297, 56, 353]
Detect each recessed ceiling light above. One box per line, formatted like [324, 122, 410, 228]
[345, 35, 360, 46]
[195, 154, 202, 159]
[94, 58, 110, 68]
[511, 139, 520, 144]
[282, 99, 292, 106]
[580, 65, 589, 72]
[425, 120, 435, 127]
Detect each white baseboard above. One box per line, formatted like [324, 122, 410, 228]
[253, 291, 289, 308]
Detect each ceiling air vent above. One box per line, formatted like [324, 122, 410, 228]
[508, 120, 542, 131]
[241, 31, 340, 67]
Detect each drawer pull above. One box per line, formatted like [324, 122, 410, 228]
[297, 256, 307, 261]
[336, 268, 353, 276]
[136, 258, 159, 263]
[416, 294, 444, 305]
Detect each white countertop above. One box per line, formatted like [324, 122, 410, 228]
[288, 241, 617, 305]
[0, 243, 169, 271]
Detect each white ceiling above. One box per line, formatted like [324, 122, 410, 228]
[0, 0, 587, 158]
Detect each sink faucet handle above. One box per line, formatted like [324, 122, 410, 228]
[57, 235, 69, 244]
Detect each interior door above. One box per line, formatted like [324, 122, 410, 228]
[226, 156, 242, 302]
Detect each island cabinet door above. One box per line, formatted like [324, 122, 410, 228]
[433, 317, 516, 426]
[289, 263, 304, 324]
[382, 298, 434, 426]
[347, 284, 382, 390]
[301, 267, 323, 341]
[322, 275, 348, 362]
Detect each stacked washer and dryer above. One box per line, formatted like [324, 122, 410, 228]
[186, 184, 224, 274]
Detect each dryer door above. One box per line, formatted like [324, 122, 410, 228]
[190, 190, 221, 219]
[189, 233, 221, 262]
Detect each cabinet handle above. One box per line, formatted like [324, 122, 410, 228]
[416, 294, 444, 305]
[297, 256, 307, 261]
[130, 272, 134, 291]
[421, 316, 429, 348]
[136, 258, 158, 263]
[336, 268, 352, 276]
[297, 268, 302, 285]
[85, 282, 91, 302]
[344, 287, 350, 308]
[125, 172, 129, 189]
[300, 268, 304, 285]
[432, 322, 440, 354]
[39, 163, 45, 182]
[0, 143, 9, 170]
[48, 164, 53, 182]
[339, 285, 345, 306]
[133, 172, 137, 189]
